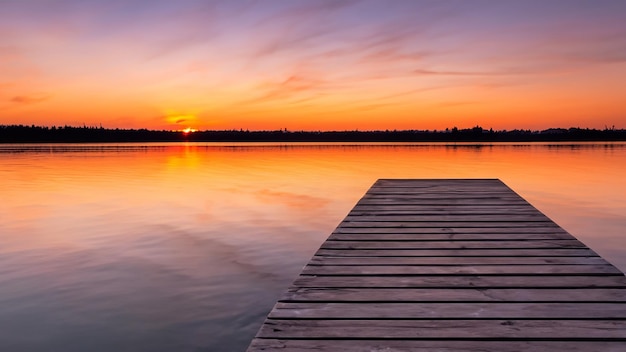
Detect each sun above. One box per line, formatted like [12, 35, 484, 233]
[181, 127, 197, 134]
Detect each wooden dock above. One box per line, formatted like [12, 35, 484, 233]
[247, 179, 626, 351]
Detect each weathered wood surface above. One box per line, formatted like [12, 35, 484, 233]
[329, 233, 576, 240]
[315, 248, 598, 256]
[301, 264, 620, 275]
[309, 256, 610, 265]
[292, 275, 626, 288]
[247, 179, 626, 352]
[320, 239, 587, 249]
[268, 302, 626, 319]
[249, 340, 626, 352]
[258, 319, 626, 339]
[334, 227, 569, 233]
[282, 287, 626, 302]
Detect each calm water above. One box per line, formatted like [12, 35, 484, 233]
[1, 142, 625, 351]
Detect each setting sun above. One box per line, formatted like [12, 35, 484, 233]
[181, 127, 197, 134]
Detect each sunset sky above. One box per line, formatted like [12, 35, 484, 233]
[1, 0, 625, 131]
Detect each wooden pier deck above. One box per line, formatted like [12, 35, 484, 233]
[247, 179, 626, 352]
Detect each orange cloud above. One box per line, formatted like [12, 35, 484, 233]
[10, 94, 50, 105]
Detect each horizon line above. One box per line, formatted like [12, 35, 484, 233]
[2, 124, 624, 133]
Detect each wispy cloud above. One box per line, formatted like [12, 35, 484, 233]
[250, 0, 361, 58]
[413, 69, 519, 77]
[243, 73, 328, 107]
[10, 94, 50, 105]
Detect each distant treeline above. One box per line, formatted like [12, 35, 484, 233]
[1, 125, 626, 143]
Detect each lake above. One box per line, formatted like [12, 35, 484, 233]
[1, 142, 625, 352]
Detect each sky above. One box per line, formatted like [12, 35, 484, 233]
[1, 0, 626, 131]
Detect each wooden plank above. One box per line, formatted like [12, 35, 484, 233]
[349, 210, 543, 216]
[358, 199, 530, 205]
[329, 233, 577, 240]
[257, 319, 626, 339]
[351, 202, 540, 208]
[309, 256, 610, 266]
[363, 194, 527, 200]
[300, 264, 622, 276]
[320, 240, 587, 249]
[356, 199, 532, 205]
[371, 181, 509, 186]
[352, 202, 539, 208]
[344, 214, 551, 221]
[292, 275, 626, 288]
[374, 178, 504, 185]
[369, 186, 513, 190]
[349, 208, 544, 214]
[365, 191, 524, 196]
[281, 288, 626, 302]
[361, 191, 524, 197]
[361, 193, 525, 199]
[249, 340, 626, 352]
[315, 248, 598, 257]
[269, 302, 626, 319]
[340, 221, 558, 228]
[367, 187, 520, 191]
[334, 227, 569, 234]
